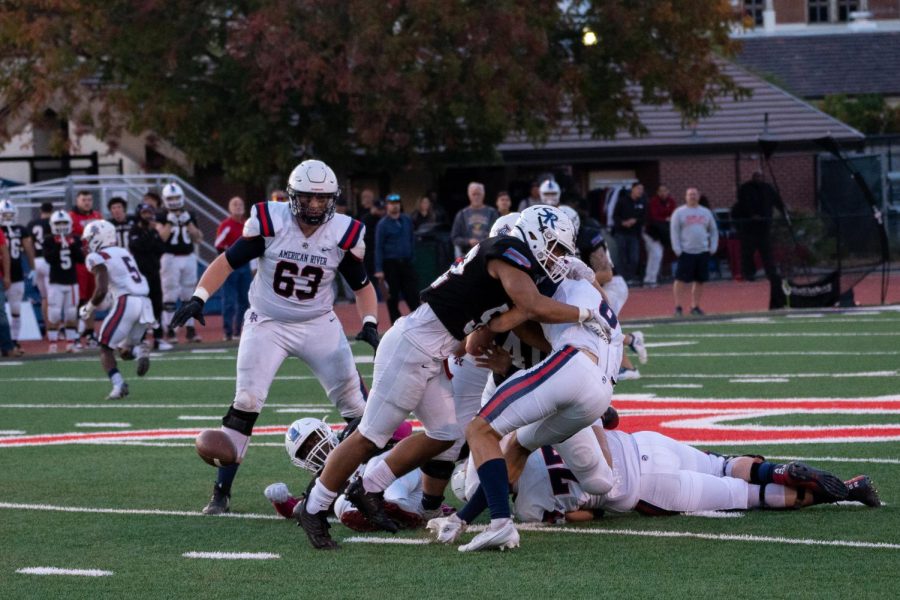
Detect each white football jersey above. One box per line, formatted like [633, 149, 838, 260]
[583, 429, 641, 513]
[540, 279, 623, 380]
[244, 202, 365, 323]
[85, 246, 150, 298]
[514, 446, 590, 523]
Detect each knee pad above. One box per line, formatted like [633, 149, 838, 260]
[421, 459, 455, 481]
[222, 405, 259, 436]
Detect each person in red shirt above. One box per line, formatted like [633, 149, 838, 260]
[0, 228, 14, 356]
[644, 185, 677, 286]
[215, 196, 251, 340]
[70, 190, 103, 345]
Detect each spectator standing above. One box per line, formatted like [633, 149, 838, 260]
[107, 197, 134, 248]
[362, 197, 386, 290]
[612, 182, 647, 285]
[495, 191, 513, 217]
[129, 203, 171, 350]
[516, 180, 542, 211]
[671, 187, 719, 316]
[215, 197, 251, 341]
[142, 191, 161, 210]
[374, 193, 420, 324]
[0, 228, 13, 357]
[356, 188, 376, 220]
[27, 202, 53, 331]
[70, 190, 102, 345]
[450, 181, 498, 256]
[644, 185, 677, 287]
[412, 195, 440, 232]
[732, 170, 785, 284]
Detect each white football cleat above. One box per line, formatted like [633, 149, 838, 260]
[156, 339, 174, 351]
[106, 383, 129, 400]
[617, 367, 640, 381]
[426, 514, 466, 544]
[630, 331, 648, 364]
[458, 518, 520, 552]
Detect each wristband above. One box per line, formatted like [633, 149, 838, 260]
[193, 286, 211, 303]
[363, 315, 378, 326]
[578, 307, 590, 322]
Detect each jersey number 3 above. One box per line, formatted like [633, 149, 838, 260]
[273, 261, 323, 300]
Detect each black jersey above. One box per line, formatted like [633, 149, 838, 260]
[1, 224, 31, 282]
[43, 235, 84, 285]
[108, 216, 135, 248]
[421, 236, 542, 340]
[160, 209, 198, 255]
[27, 218, 51, 258]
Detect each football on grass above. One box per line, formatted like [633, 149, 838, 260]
[195, 429, 237, 467]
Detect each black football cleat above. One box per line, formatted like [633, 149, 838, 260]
[780, 462, 849, 502]
[136, 354, 150, 377]
[294, 498, 338, 550]
[201, 484, 230, 515]
[345, 477, 399, 533]
[845, 475, 881, 508]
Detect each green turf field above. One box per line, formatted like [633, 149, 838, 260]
[1, 309, 899, 599]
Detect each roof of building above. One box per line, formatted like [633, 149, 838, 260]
[735, 31, 900, 98]
[495, 62, 863, 162]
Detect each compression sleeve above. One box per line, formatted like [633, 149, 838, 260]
[225, 236, 266, 269]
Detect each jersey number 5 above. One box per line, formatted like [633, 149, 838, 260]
[273, 261, 323, 300]
[122, 256, 143, 284]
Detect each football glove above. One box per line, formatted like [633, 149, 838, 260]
[178, 211, 191, 224]
[170, 295, 206, 328]
[355, 321, 380, 351]
[166, 211, 180, 225]
[78, 302, 95, 322]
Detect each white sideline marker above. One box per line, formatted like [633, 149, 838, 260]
[75, 422, 131, 428]
[16, 566, 113, 577]
[182, 552, 280, 560]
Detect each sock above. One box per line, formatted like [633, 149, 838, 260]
[457, 485, 488, 523]
[215, 463, 240, 495]
[186, 317, 195, 328]
[306, 479, 338, 515]
[108, 368, 125, 388]
[163, 310, 174, 331]
[362, 459, 397, 494]
[476, 458, 511, 520]
[421, 493, 444, 512]
[11, 314, 20, 341]
[749, 461, 786, 485]
[48, 330, 59, 342]
[77, 318, 87, 335]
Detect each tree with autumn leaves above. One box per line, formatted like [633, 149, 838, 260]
[0, 1, 743, 183]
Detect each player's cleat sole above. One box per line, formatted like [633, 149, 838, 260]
[384, 502, 425, 529]
[781, 462, 849, 501]
[630, 331, 648, 364]
[345, 477, 399, 533]
[426, 514, 467, 544]
[136, 355, 151, 377]
[845, 475, 881, 508]
[458, 519, 520, 552]
[106, 383, 129, 400]
[201, 486, 230, 515]
[294, 498, 338, 550]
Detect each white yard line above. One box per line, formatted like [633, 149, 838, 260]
[177, 416, 226, 421]
[642, 384, 704, 389]
[0, 403, 331, 409]
[189, 349, 228, 354]
[345, 537, 430, 545]
[16, 567, 113, 577]
[643, 341, 698, 348]
[730, 378, 790, 383]
[649, 332, 900, 338]
[651, 351, 900, 357]
[0, 502, 281, 520]
[0, 361, 24, 366]
[182, 552, 279, 560]
[274, 408, 331, 413]
[0, 430, 26, 435]
[75, 423, 131, 428]
[639, 371, 897, 379]
[766, 455, 900, 465]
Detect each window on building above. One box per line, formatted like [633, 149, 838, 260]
[838, 0, 859, 22]
[808, 0, 830, 23]
[745, 0, 765, 26]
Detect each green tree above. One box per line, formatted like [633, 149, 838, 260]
[0, 0, 744, 183]
[821, 94, 900, 135]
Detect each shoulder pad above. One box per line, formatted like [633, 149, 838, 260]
[245, 202, 280, 238]
[337, 216, 365, 251]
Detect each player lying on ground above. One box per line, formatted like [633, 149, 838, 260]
[79, 221, 155, 399]
[447, 416, 881, 528]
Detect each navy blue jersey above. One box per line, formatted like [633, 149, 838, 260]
[1, 224, 31, 282]
[27, 218, 51, 258]
[43, 235, 84, 284]
[160, 209, 198, 255]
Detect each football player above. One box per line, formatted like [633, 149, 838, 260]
[429, 250, 622, 552]
[0, 199, 36, 355]
[560, 204, 647, 378]
[157, 183, 204, 343]
[43, 211, 84, 353]
[79, 221, 155, 399]
[69, 191, 102, 348]
[26, 202, 54, 332]
[297, 205, 609, 550]
[170, 159, 377, 516]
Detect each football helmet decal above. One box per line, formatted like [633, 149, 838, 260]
[489, 212, 521, 238]
[515, 205, 577, 283]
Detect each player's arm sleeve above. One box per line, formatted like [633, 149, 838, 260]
[225, 236, 266, 269]
[338, 251, 370, 291]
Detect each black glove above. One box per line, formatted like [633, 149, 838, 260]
[355, 321, 380, 351]
[171, 296, 206, 328]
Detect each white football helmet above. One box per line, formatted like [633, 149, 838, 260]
[451, 462, 469, 502]
[489, 212, 521, 238]
[515, 205, 577, 283]
[284, 418, 338, 473]
[0, 199, 16, 225]
[286, 159, 339, 225]
[50, 210, 73, 236]
[161, 182, 185, 210]
[82, 220, 117, 253]
[559, 205, 580, 236]
[539, 179, 561, 206]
